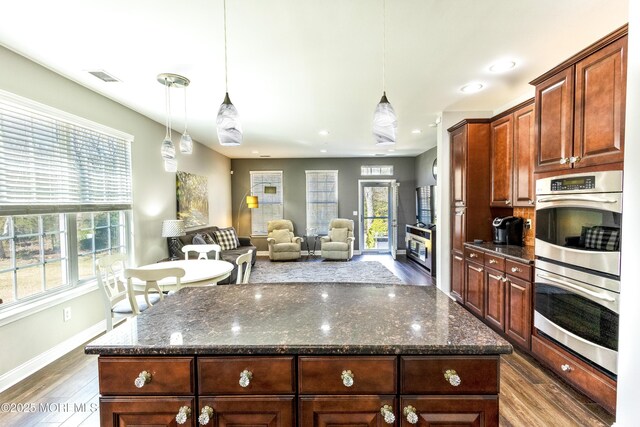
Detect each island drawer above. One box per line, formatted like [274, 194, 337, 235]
[298, 356, 397, 394]
[400, 356, 499, 394]
[465, 246, 485, 263]
[484, 253, 505, 271]
[198, 356, 295, 394]
[99, 356, 194, 395]
[505, 259, 532, 281]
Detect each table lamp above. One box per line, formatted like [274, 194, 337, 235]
[162, 219, 186, 260]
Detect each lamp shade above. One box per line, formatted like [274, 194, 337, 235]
[162, 219, 186, 238]
[217, 93, 243, 146]
[246, 195, 259, 208]
[373, 92, 397, 145]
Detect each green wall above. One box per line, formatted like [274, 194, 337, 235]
[231, 157, 417, 251]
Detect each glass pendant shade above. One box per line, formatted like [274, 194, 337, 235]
[164, 158, 177, 173]
[180, 132, 193, 154]
[161, 137, 176, 159]
[373, 92, 397, 145]
[216, 93, 243, 146]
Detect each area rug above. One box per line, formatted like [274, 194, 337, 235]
[248, 260, 403, 284]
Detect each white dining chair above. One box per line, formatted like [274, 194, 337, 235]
[97, 254, 163, 330]
[182, 244, 221, 260]
[123, 267, 186, 314]
[235, 250, 253, 284]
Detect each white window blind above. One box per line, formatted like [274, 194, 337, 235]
[0, 91, 133, 215]
[306, 170, 338, 235]
[250, 171, 283, 235]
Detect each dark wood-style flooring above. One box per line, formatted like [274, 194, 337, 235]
[0, 254, 615, 426]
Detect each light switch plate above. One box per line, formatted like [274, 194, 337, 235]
[353, 211, 358, 216]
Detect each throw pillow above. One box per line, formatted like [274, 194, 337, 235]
[192, 233, 207, 245]
[329, 227, 349, 243]
[218, 226, 240, 247]
[272, 229, 292, 244]
[214, 228, 239, 250]
[203, 233, 216, 244]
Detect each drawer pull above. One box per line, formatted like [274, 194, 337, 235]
[444, 369, 461, 386]
[511, 267, 522, 273]
[134, 370, 151, 388]
[561, 364, 573, 372]
[468, 265, 483, 273]
[505, 199, 512, 205]
[380, 404, 395, 424]
[341, 369, 354, 387]
[469, 253, 478, 258]
[489, 259, 497, 264]
[175, 406, 192, 425]
[501, 276, 508, 282]
[570, 156, 582, 164]
[239, 369, 253, 388]
[198, 406, 214, 425]
[403, 405, 419, 424]
[559, 157, 570, 165]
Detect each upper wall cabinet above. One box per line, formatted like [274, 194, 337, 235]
[532, 26, 627, 174]
[490, 101, 535, 207]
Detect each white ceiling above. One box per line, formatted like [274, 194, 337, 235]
[0, 0, 628, 159]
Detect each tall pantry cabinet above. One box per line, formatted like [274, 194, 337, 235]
[449, 120, 492, 304]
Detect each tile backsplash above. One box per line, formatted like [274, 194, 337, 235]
[514, 207, 535, 247]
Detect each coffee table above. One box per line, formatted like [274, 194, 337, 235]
[131, 259, 234, 291]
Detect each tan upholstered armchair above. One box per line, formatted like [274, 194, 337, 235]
[320, 218, 355, 260]
[266, 220, 302, 261]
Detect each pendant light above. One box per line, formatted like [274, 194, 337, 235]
[180, 83, 193, 154]
[157, 73, 190, 172]
[372, 0, 397, 146]
[216, 0, 243, 146]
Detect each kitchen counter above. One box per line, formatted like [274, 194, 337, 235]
[464, 242, 535, 264]
[86, 283, 511, 356]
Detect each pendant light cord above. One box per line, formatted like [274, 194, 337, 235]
[183, 85, 188, 133]
[382, 0, 386, 93]
[165, 81, 172, 140]
[223, 0, 229, 93]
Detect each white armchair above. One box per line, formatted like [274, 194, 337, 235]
[321, 218, 355, 260]
[266, 219, 302, 261]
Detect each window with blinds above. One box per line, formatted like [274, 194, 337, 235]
[250, 171, 283, 236]
[0, 90, 133, 308]
[306, 170, 338, 235]
[361, 165, 393, 176]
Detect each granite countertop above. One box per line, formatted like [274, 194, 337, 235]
[85, 283, 512, 356]
[464, 242, 535, 264]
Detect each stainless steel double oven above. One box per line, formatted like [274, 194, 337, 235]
[534, 171, 622, 376]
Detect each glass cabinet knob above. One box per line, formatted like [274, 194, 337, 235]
[175, 406, 192, 425]
[444, 369, 462, 386]
[341, 369, 354, 387]
[134, 370, 151, 388]
[403, 405, 419, 424]
[239, 369, 253, 388]
[198, 406, 214, 425]
[380, 404, 395, 424]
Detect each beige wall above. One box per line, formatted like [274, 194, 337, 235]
[0, 45, 231, 378]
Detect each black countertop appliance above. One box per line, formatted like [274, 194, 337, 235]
[492, 216, 523, 246]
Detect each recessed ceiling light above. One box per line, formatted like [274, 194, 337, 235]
[489, 60, 517, 73]
[251, 150, 259, 154]
[428, 123, 437, 128]
[320, 149, 327, 153]
[318, 130, 329, 136]
[411, 129, 422, 134]
[387, 149, 395, 152]
[460, 83, 484, 94]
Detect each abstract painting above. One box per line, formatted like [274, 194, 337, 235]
[176, 171, 209, 228]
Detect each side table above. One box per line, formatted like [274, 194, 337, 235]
[304, 235, 319, 256]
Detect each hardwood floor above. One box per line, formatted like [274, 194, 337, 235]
[0, 255, 615, 426]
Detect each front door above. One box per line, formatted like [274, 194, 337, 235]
[359, 180, 396, 255]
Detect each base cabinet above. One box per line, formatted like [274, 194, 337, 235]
[100, 397, 196, 427]
[399, 396, 498, 427]
[198, 396, 295, 427]
[300, 396, 397, 426]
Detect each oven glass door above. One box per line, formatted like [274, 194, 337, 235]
[408, 238, 426, 262]
[535, 283, 618, 351]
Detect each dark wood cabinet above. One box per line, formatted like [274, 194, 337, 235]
[532, 26, 627, 174]
[490, 101, 535, 207]
[198, 396, 295, 427]
[464, 261, 484, 318]
[505, 275, 531, 349]
[484, 268, 505, 332]
[100, 397, 196, 426]
[451, 252, 465, 304]
[399, 396, 498, 427]
[300, 396, 396, 426]
[451, 208, 466, 253]
[451, 126, 467, 206]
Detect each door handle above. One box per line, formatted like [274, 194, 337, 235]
[536, 273, 616, 303]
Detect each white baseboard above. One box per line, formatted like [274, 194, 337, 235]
[0, 320, 105, 393]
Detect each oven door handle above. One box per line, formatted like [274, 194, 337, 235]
[537, 196, 618, 204]
[536, 273, 616, 303]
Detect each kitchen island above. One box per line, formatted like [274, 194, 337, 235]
[86, 283, 511, 426]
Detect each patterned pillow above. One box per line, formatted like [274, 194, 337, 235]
[584, 226, 620, 251]
[214, 228, 239, 250]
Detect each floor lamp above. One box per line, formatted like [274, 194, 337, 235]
[235, 184, 276, 233]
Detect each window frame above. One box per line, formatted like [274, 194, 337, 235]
[249, 171, 284, 236]
[361, 165, 394, 176]
[305, 170, 339, 236]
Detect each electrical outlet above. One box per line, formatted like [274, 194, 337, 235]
[524, 219, 532, 230]
[63, 307, 72, 322]
[353, 211, 358, 216]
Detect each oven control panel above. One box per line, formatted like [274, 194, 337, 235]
[550, 175, 596, 191]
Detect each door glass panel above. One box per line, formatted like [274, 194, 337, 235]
[363, 186, 389, 250]
[536, 207, 621, 251]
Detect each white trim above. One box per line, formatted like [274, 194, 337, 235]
[305, 170, 339, 174]
[0, 283, 99, 327]
[256, 250, 270, 256]
[0, 88, 134, 142]
[0, 319, 105, 393]
[397, 250, 406, 255]
[249, 170, 282, 175]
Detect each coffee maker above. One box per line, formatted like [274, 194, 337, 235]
[492, 216, 523, 245]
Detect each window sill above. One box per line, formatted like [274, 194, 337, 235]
[0, 282, 99, 328]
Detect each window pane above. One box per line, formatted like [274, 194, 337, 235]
[16, 266, 43, 299]
[42, 214, 61, 233]
[95, 212, 108, 227]
[95, 227, 109, 252]
[13, 216, 39, 235]
[0, 239, 11, 271]
[77, 212, 92, 230]
[78, 231, 94, 255]
[45, 261, 65, 290]
[110, 211, 122, 227]
[43, 233, 62, 261]
[0, 217, 11, 238]
[78, 254, 94, 280]
[15, 236, 40, 268]
[0, 271, 14, 304]
[110, 226, 122, 249]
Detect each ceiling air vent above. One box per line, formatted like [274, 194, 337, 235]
[88, 70, 121, 83]
[259, 155, 271, 158]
